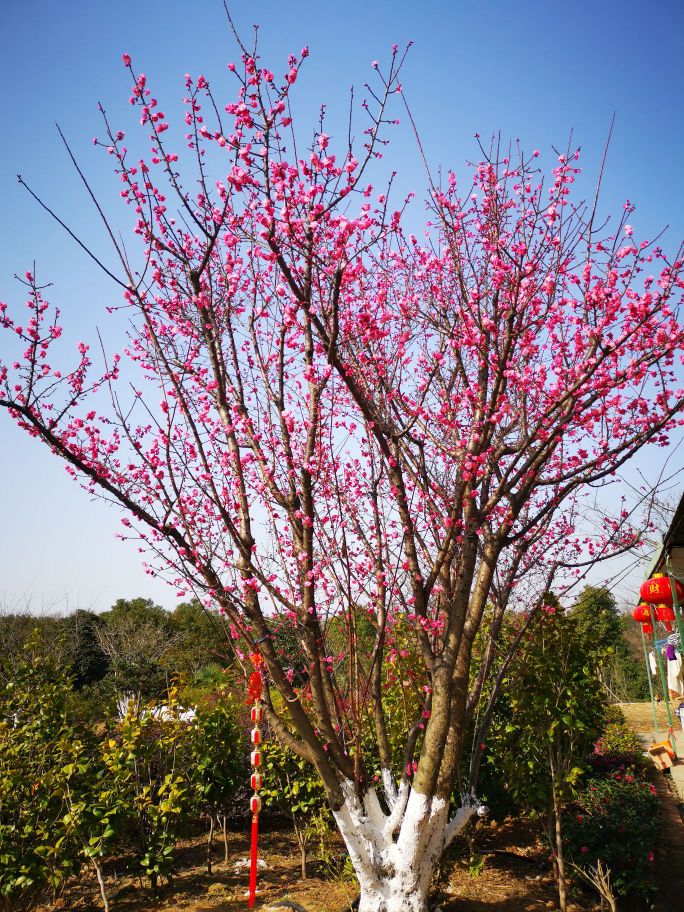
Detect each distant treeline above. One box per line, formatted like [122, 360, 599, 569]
[0, 597, 237, 717]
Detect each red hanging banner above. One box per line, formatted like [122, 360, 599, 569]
[247, 653, 264, 909]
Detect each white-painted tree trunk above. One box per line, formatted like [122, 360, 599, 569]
[332, 780, 481, 912]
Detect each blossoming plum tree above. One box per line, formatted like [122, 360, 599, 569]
[1, 30, 683, 912]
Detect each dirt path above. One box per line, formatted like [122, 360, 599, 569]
[647, 767, 684, 912]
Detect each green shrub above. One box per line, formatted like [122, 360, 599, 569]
[0, 645, 87, 904]
[602, 704, 626, 726]
[188, 690, 247, 872]
[100, 687, 194, 893]
[0, 632, 249, 907]
[595, 718, 642, 756]
[261, 739, 333, 879]
[565, 774, 659, 901]
[483, 611, 605, 812]
[590, 718, 648, 780]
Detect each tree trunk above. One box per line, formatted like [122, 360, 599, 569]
[547, 749, 567, 912]
[222, 814, 229, 864]
[552, 789, 567, 912]
[91, 858, 110, 912]
[207, 814, 214, 875]
[356, 871, 431, 912]
[292, 822, 308, 879]
[332, 782, 479, 912]
[300, 838, 308, 880]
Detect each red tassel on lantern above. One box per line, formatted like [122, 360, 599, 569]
[247, 671, 263, 705]
[249, 812, 259, 908]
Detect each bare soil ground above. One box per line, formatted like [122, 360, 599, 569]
[37, 817, 598, 912]
[47, 828, 355, 912]
[434, 817, 591, 912]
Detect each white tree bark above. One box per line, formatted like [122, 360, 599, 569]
[332, 780, 481, 912]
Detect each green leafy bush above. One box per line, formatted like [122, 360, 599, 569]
[484, 611, 605, 810]
[594, 721, 642, 756]
[261, 739, 333, 879]
[0, 645, 86, 903]
[188, 690, 246, 872]
[565, 774, 659, 901]
[101, 687, 193, 893]
[0, 641, 249, 909]
[590, 716, 648, 780]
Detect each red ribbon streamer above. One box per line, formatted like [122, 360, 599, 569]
[248, 812, 259, 907]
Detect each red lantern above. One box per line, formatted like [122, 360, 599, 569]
[250, 795, 262, 814]
[250, 749, 261, 768]
[250, 727, 262, 745]
[251, 772, 262, 790]
[654, 603, 675, 622]
[251, 705, 263, 723]
[632, 603, 651, 623]
[639, 573, 684, 605]
[642, 622, 654, 636]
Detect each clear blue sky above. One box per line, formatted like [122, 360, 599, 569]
[1, 0, 683, 614]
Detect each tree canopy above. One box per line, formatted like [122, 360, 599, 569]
[1, 31, 682, 912]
